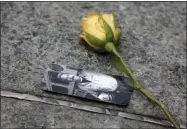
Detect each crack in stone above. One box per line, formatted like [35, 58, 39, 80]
[1, 90, 185, 129]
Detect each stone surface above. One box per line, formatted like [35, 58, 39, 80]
[1, 2, 186, 128]
[1, 97, 172, 129]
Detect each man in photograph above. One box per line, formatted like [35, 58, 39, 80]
[57, 69, 132, 104]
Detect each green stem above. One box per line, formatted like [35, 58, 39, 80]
[105, 42, 180, 129]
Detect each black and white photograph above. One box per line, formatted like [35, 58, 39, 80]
[42, 63, 133, 105]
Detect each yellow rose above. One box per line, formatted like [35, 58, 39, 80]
[80, 12, 120, 52]
[79, 13, 180, 129]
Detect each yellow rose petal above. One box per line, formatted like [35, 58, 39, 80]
[80, 33, 98, 49]
[87, 12, 98, 17]
[80, 18, 88, 30]
[83, 15, 106, 41]
[102, 13, 118, 43]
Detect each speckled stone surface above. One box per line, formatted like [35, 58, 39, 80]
[1, 97, 172, 129]
[1, 2, 186, 128]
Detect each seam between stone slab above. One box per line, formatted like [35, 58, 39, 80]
[1, 90, 185, 129]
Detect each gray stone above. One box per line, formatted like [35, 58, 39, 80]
[1, 97, 172, 129]
[1, 2, 186, 128]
